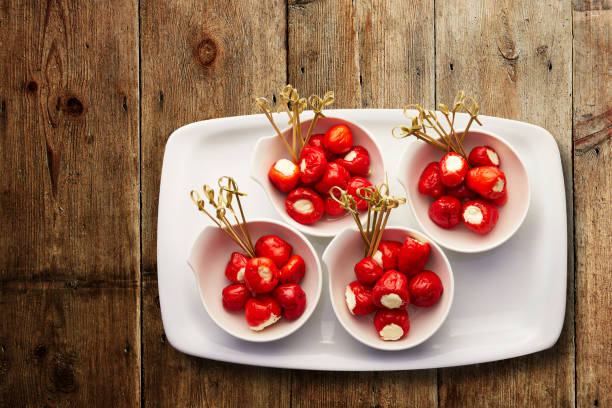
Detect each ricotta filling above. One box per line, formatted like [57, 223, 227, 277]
[249, 314, 280, 331]
[372, 250, 384, 268]
[492, 177, 505, 193]
[344, 150, 357, 162]
[345, 286, 357, 315]
[293, 199, 314, 215]
[380, 293, 403, 309]
[444, 154, 464, 172]
[486, 149, 500, 166]
[237, 267, 245, 282]
[258, 266, 272, 281]
[379, 323, 404, 341]
[463, 205, 483, 225]
[274, 159, 297, 176]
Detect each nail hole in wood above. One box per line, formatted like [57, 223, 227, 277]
[450, 63, 454, 71]
[548, 61, 552, 71]
[122, 96, 127, 111]
[26, 81, 38, 93]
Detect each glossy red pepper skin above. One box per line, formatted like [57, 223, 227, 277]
[418, 162, 446, 198]
[397, 236, 430, 278]
[278, 254, 305, 284]
[439, 152, 469, 187]
[374, 241, 402, 270]
[314, 162, 351, 196]
[299, 146, 328, 184]
[468, 145, 500, 167]
[244, 257, 280, 294]
[285, 187, 325, 224]
[373, 309, 410, 340]
[324, 196, 345, 216]
[335, 145, 370, 177]
[244, 295, 281, 329]
[428, 196, 462, 229]
[347, 177, 374, 211]
[345, 281, 377, 316]
[445, 182, 478, 201]
[372, 270, 410, 309]
[224, 252, 249, 283]
[268, 159, 300, 193]
[255, 235, 293, 268]
[461, 199, 499, 234]
[308, 134, 336, 161]
[488, 189, 507, 206]
[354, 257, 384, 286]
[222, 283, 251, 311]
[274, 283, 307, 319]
[324, 124, 354, 154]
[408, 270, 443, 307]
[466, 166, 507, 200]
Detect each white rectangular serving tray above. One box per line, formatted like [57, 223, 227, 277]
[157, 109, 567, 371]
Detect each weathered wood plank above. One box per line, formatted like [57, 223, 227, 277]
[573, 2, 612, 407]
[0, 0, 140, 405]
[435, 1, 575, 407]
[140, 0, 289, 406]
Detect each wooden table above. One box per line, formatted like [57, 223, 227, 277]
[1, 1, 609, 406]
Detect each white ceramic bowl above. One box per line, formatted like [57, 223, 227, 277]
[397, 129, 530, 253]
[251, 115, 385, 237]
[187, 218, 322, 342]
[322, 226, 454, 351]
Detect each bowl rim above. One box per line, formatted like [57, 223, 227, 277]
[250, 114, 386, 238]
[187, 217, 323, 342]
[397, 127, 531, 253]
[322, 225, 455, 351]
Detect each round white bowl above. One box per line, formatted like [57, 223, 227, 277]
[397, 129, 530, 253]
[250, 115, 385, 237]
[322, 226, 454, 351]
[187, 218, 322, 342]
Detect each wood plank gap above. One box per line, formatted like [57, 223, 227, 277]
[138, 0, 144, 407]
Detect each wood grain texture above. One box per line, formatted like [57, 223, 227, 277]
[140, 0, 288, 406]
[0, 0, 140, 406]
[435, 1, 575, 407]
[573, 3, 612, 407]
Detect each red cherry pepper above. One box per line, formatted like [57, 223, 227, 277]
[278, 254, 305, 284]
[335, 145, 370, 177]
[418, 161, 446, 198]
[468, 145, 500, 167]
[445, 182, 478, 201]
[314, 162, 351, 196]
[373, 309, 410, 341]
[372, 241, 402, 270]
[224, 252, 249, 283]
[324, 195, 345, 216]
[273, 283, 307, 319]
[308, 133, 336, 161]
[222, 283, 251, 311]
[244, 257, 279, 294]
[285, 187, 325, 224]
[245, 295, 282, 331]
[372, 270, 410, 310]
[354, 257, 384, 286]
[397, 236, 430, 278]
[439, 152, 469, 187]
[268, 159, 300, 193]
[488, 189, 507, 206]
[466, 166, 507, 200]
[345, 281, 377, 316]
[324, 124, 353, 154]
[299, 146, 328, 184]
[428, 196, 462, 229]
[408, 270, 443, 307]
[255, 235, 293, 268]
[347, 176, 374, 211]
[461, 199, 499, 234]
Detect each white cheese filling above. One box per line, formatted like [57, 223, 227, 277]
[345, 286, 357, 315]
[249, 313, 280, 331]
[237, 267, 245, 282]
[344, 150, 357, 161]
[380, 293, 403, 309]
[463, 205, 483, 225]
[300, 159, 307, 172]
[293, 199, 314, 214]
[372, 250, 383, 268]
[379, 323, 404, 341]
[258, 266, 272, 281]
[444, 154, 464, 172]
[486, 149, 500, 166]
[492, 177, 505, 192]
[274, 159, 297, 176]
